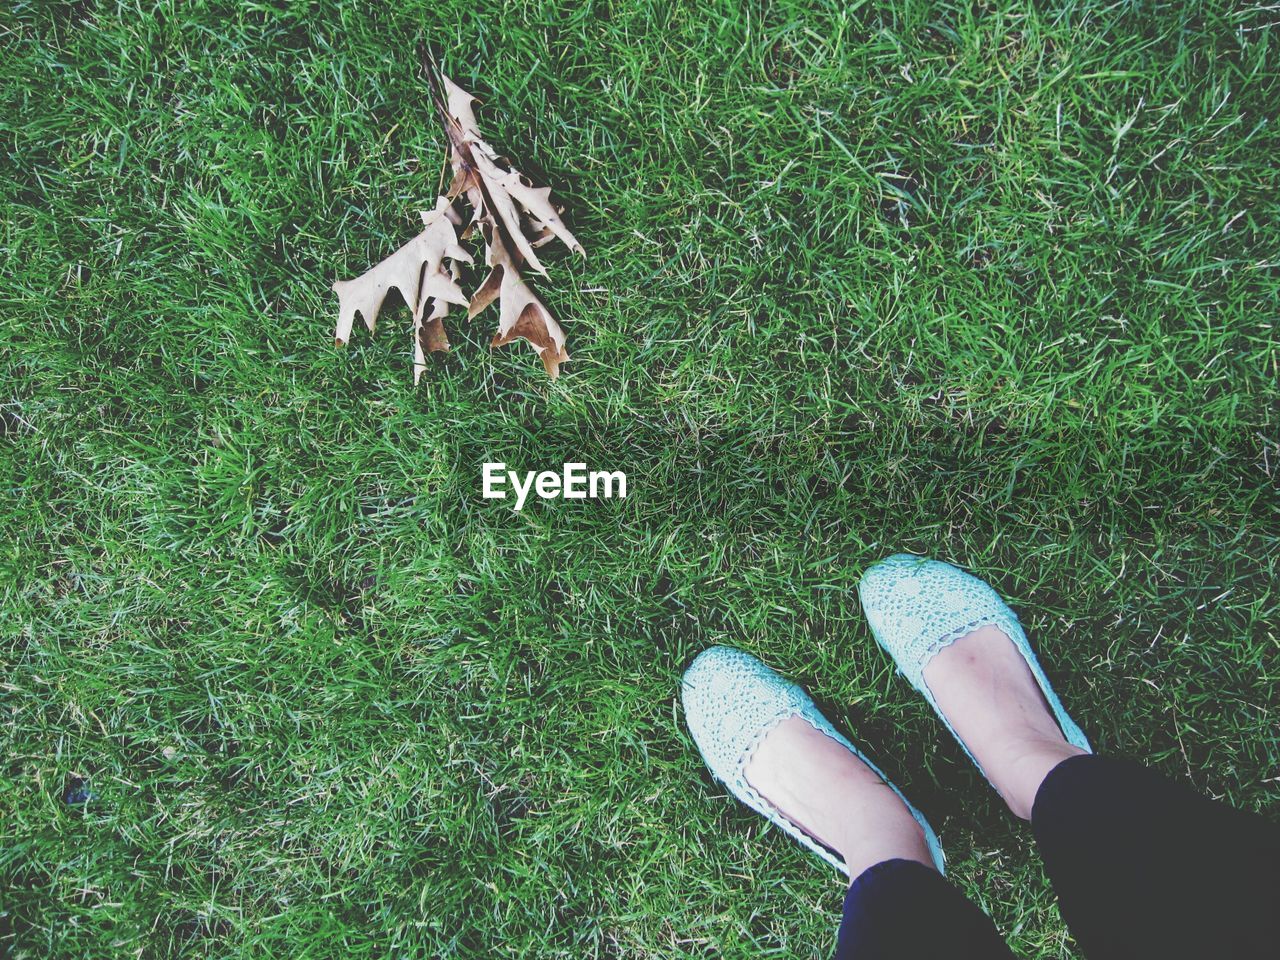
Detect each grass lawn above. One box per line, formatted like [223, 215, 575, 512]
[3, 1, 1278, 956]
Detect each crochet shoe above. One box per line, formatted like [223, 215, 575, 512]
[857, 554, 1091, 786]
[681, 645, 945, 877]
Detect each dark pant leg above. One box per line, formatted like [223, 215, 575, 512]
[1032, 754, 1280, 960]
[834, 858, 1016, 960]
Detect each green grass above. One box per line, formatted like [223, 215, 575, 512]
[2, 0, 1278, 956]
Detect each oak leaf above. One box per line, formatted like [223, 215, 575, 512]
[437, 73, 582, 377]
[332, 196, 471, 372]
[331, 63, 587, 381]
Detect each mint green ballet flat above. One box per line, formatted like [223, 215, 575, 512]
[681, 645, 945, 877]
[857, 554, 1091, 785]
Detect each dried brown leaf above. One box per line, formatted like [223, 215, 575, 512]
[332, 67, 587, 382]
[332, 196, 470, 350]
[470, 225, 568, 378]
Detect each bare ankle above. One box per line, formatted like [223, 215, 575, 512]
[743, 717, 937, 878]
[923, 625, 1083, 818]
[997, 738, 1087, 819]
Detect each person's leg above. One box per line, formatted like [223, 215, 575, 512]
[835, 858, 1016, 959]
[922, 624, 1280, 959]
[744, 716, 934, 879]
[683, 647, 1017, 958]
[1031, 754, 1280, 960]
[743, 717, 1013, 959]
[922, 624, 1086, 819]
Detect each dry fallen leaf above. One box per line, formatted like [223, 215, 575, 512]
[332, 196, 471, 352]
[475, 222, 569, 378]
[331, 62, 587, 381]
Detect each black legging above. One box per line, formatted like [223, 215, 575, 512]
[834, 755, 1279, 959]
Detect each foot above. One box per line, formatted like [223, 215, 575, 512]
[744, 716, 937, 880]
[922, 625, 1086, 819]
[682, 646, 944, 879]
